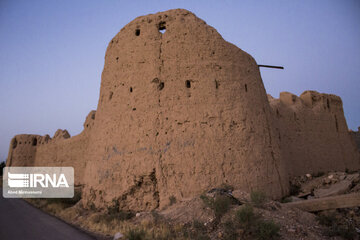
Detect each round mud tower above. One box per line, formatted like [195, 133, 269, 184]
[82, 9, 288, 211]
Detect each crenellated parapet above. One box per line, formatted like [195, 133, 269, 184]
[6, 134, 41, 167]
[268, 91, 360, 177]
[6, 110, 96, 185]
[5, 9, 359, 211]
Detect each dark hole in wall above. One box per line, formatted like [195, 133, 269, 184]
[185, 80, 191, 88]
[109, 91, 113, 100]
[130, 87, 133, 93]
[135, 29, 140, 36]
[245, 84, 248, 92]
[215, 80, 219, 89]
[327, 99, 330, 109]
[116, 57, 119, 62]
[158, 21, 166, 34]
[158, 82, 164, 90]
[335, 115, 339, 132]
[276, 109, 280, 117]
[32, 138, 37, 146]
[12, 138, 17, 149]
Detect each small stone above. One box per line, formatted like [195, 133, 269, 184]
[113, 232, 124, 240]
[306, 174, 312, 178]
[324, 178, 331, 184]
[136, 212, 141, 217]
[288, 196, 303, 202]
[346, 173, 359, 182]
[314, 180, 352, 198]
[307, 195, 314, 200]
[328, 174, 334, 179]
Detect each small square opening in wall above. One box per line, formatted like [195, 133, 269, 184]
[158, 21, 166, 34]
[135, 29, 140, 36]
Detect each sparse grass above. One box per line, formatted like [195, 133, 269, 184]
[316, 213, 336, 227]
[200, 194, 232, 219]
[316, 213, 356, 240]
[250, 191, 266, 207]
[47, 189, 82, 207]
[151, 210, 164, 224]
[103, 198, 134, 222]
[254, 220, 280, 240]
[125, 228, 147, 240]
[223, 220, 238, 240]
[181, 220, 210, 240]
[26, 188, 82, 216]
[231, 203, 280, 240]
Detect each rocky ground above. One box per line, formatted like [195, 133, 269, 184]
[25, 170, 360, 240]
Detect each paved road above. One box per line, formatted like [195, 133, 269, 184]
[0, 188, 95, 240]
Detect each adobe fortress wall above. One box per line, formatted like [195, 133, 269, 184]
[5, 9, 360, 211]
[6, 111, 96, 185]
[350, 127, 360, 152]
[268, 91, 360, 177]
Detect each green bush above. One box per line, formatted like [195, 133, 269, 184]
[105, 198, 134, 221]
[316, 213, 356, 239]
[223, 220, 238, 240]
[254, 220, 280, 240]
[200, 194, 232, 219]
[316, 213, 336, 227]
[192, 220, 206, 232]
[250, 191, 266, 207]
[235, 204, 257, 229]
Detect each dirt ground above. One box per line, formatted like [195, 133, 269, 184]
[24, 170, 360, 239]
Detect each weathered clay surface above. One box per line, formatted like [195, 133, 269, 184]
[81, 9, 288, 211]
[268, 91, 360, 177]
[6, 111, 96, 185]
[5, 9, 360, 212]
[350, 127, 360, 152]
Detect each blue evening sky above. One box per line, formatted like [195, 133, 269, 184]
[0, 0, 359, 161]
